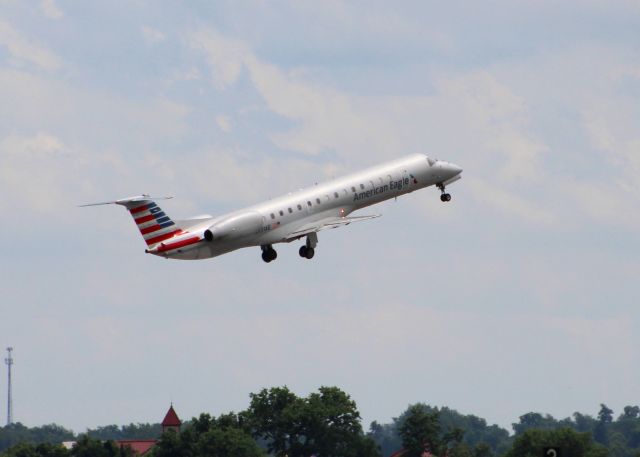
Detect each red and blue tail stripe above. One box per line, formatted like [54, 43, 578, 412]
[127, 201, 183, 246]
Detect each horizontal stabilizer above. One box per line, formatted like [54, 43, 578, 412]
[78, 194, 173, 207]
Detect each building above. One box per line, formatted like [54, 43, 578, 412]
[116, 404, 182, 456]
[64, 404, 182, 455]
[160, 404, 182, 434]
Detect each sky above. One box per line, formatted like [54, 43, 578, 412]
[1, 0, 639, 434]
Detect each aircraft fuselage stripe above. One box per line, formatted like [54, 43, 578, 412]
[146, 229, 183, 245]
[156, 236, 201, 253]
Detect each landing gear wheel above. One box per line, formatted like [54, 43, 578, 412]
[299, 246, 308, 258]
[305, 247, 315, 259]
[440, 193, 451, 202]
[261, 247, 277, 263]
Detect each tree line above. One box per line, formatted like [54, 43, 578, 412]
[1, 386, 639, 457]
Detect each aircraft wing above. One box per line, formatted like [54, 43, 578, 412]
[284, 214, 380, 241]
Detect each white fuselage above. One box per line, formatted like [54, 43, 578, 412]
[156, 154, 462, 260]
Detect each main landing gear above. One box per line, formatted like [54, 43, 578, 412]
[261, 233, 318, 263]
[261, 245, 277, 263]
[299, 233, 318, 260]
[437, 183, 452, 202]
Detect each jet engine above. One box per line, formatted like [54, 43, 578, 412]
[204, 211, 263, 241]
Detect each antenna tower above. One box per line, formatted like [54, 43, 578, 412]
[5, 347, 13, 425]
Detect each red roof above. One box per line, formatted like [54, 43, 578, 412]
[161, 405, 182, 427]
[116, 440, 157, 455]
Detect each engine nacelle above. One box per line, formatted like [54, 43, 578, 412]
[204, 211, 262, 241]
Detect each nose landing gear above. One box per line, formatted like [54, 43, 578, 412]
[437, 183, 452, 202]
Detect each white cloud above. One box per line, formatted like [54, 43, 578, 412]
[141, 25, 165, 45]
[465, 177, 554, 225]
[215, 114, 232, 132]
[40, 0, 63, 20]
[186, 28, 560, 228]
[0, 20, 61, 71]
[0, 132, 75, 213]
[187, 28, 248, 89]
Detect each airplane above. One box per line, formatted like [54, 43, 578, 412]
[81, 154, 462, 262]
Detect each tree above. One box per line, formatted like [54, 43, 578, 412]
[398, 405, 440, 457]
[594, 404, 613, 445]
[368, 421, 401, 457]
[0, 424, 75, 453]
[572, 412, 596, 433]
[85, 424, 162, 441]
[1, 442, 40, 457]
[512, 413, 560, 436]
[152, 413, 264, 457]
[245, 386, 379, 457]
[68, 436, 133, 457]
[244, 386, 300, 456]
[504, 427, 607, 457]
[622, 406, 640, 420]
[473, 442, 493, 457]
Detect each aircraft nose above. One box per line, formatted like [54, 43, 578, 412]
[443, 162, 462, 177]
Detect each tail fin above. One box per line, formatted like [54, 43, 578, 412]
[80, 195, 183, 246]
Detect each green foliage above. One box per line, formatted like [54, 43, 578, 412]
[369, 404, 509, 457]
[245, 386, 379, 457]
[0, 437, 132, 457]
[5, 398, 640, 457]
[70, 436, 133, 457]
[0, 424, 74, 452]
[504, 427, 607, 457]
[398, 405, 441, 457]
[398, 405, 465, 457]
[152, 413, 264, 457]
[84, 424, 162, 441]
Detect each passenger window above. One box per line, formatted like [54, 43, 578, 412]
[360, 184, 365, 190]
[307, 201, 312, 206]
[288, 208, 293, 213]
[334, 192, 339, 198]
[351, 186, 356, 192]
[279, 210, 284, 216]
[270, 213, 275, 219]
[316, 198, 321, 204]
[297, 204, 302, 210]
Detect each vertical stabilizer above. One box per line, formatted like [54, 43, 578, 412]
[115, 196, 183, 246]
